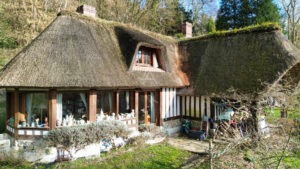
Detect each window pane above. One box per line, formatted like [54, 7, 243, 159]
[26, 93, 48, 127]
[144, 50, 150, 64]
[147, 92, 156, 123]
[137, 50, 142, 64]
[119, 91, 131, 114]
[97, 91, 112, 114]
[62, 93, 87, 121]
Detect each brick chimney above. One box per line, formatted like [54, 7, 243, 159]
[76, 5, 97, 17]
[182, 22, 192, 38]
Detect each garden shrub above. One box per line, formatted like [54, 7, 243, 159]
[45, 120, 130, 159]
[138, 124, 161, 136]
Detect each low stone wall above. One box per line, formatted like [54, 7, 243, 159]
[0, 137, 102, 163]
[163, 119, 182, 135]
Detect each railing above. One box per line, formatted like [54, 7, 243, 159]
[6, 124, 49, 139]
[120, 117, 137, 128]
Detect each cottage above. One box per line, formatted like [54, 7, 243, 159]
[0, 5, 299, 141]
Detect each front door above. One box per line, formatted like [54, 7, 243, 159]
[138, 91, 157, 125]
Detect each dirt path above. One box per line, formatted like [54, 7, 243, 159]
[167, 137, 210, 154]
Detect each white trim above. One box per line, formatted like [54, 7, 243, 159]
[177, 96, 180, 116]
[173, 89, 177, 117]
[170, 88, 174, 117]
[206, 97, 211, 118]
[166, 88, 169, 118]
[162, 88, 166, 119]
[201, 96, 205, 119]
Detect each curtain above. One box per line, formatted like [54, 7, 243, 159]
[108, 92, 112, 112]
[57, 94, 63, 122]
[126, 91, 130, 110]
[79, 93, 87, 109]
[26, 94, 33, 124]
[150, 92, 155, 123]
[153, 53, 158, 68]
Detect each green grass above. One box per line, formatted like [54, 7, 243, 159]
[282, 150, 300, 168]
[0, 143, 192, 169]
[264, 107, 300, 123]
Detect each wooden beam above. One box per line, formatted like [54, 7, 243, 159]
[88, 90, 97, 123]
[155, 91, 161, 126]
[130, 91, 135, 110]
[20, 94, 25, 115]
[112, 92, 116, 114]
[13, 90, 19, 128]
[144, 92, 148, 124]
[49, 90, 57, 130]
[116, 91, 119, 119]
[160, 90, 163, 126]
[135, 91, 139, 127]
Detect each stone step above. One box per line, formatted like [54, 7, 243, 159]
[0, 139, 10, 147]
[0, 133, 9, 139]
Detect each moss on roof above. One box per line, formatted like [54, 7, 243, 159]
[178, 27, 300, 96]
[178, 22, 281, 43]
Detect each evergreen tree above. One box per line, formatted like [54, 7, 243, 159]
[239, 0, 254, 27]
[216, 0, 241, 30]
[254, 0, 280, 24]
[216, 0, 280, 30]
[207, 17, 216, 33]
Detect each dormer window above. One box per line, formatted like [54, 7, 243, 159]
[135, 47, 159, 68]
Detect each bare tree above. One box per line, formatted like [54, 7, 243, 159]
[281, 0, 300, 46]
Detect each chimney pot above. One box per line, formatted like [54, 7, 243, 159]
[76, 5, 97, 17]
[182, 22, 192, 38]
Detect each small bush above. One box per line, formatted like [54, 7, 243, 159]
[45, 120, 130, 159]
[139, 124, 161, 136]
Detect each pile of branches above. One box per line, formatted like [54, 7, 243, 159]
[215, 121, 241, 139]
[215, 117, 257, 139]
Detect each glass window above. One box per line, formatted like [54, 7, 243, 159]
[135, 47, 156, 66]
[62, 93, 87, 120]
[147, 92, 156, 123]
[136, 50, 142, 64]
[144, 50, 150, 64]
[97, 91, 112, 114]
[26, 93, 49, 127]
[119, 91, 131, 114]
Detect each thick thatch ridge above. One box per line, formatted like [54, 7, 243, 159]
[178, 22, 281, 43]
[0, 12, 185, 89]
[178, 30, 300, 96]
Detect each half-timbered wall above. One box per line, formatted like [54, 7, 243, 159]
[161, 88, 180, 120]
[180, 96, 211, 120]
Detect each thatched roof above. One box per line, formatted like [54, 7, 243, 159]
[178, 29, 300, 96]
[0, 11, 185, 89]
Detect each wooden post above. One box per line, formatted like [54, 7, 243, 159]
[88, 90, 97, 123]
[155, 91, 160, 126]
[144, 92, 148, 124]
[112, 92, 116, 114]
[159, 90, 163, 126]
[116, 91, 119, 119]
[13, 90, 19, 128]
[135, 91, 139, 127]
[130, 91, 135, 110]
[49, 90, 57, 130]
[20, 94, 25, 115]
[209, 139, 213, 169]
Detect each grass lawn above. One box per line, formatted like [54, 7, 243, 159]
[264, 107, 300, 123]
[0, 143, 193, 169]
